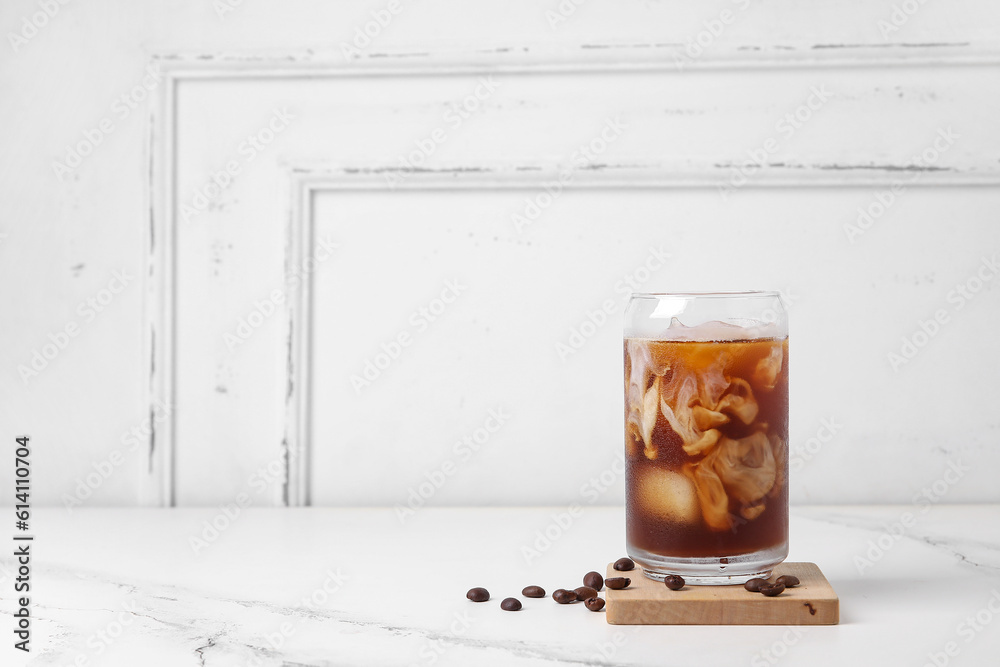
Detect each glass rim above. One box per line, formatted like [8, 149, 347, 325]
[629, 290, 781, 299]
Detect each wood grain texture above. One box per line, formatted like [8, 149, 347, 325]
[605, 562, 839, 625]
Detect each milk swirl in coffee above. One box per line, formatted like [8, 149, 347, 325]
[624, 321, 789, 567]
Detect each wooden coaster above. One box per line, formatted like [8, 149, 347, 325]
[605, 561, 838, 625]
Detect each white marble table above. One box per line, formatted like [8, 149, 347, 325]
[2, 505, 999, 666]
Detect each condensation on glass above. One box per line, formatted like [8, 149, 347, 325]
[624, 292, 788, 584]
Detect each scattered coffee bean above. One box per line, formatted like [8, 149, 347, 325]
[584, 597, 605, 612]
[466, 587, 489, 602]
[553, 589, 577, 604]
[759, 582, 786, 597]
[663, 575, 685, 591]
[583, 571, 604, 591]
[605, 577, 631, 590]
[613, 558, 635, 571]
[744, 578, 768, 592]
[500, 597, 522, 611]
[775, 575, 800, 588]
[521, 585, 545, 598]
[575, 586, 599, 601]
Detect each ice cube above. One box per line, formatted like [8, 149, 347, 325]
[635, 467, 700, 524]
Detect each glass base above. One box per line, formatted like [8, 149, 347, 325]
[629, 541, 787, 586]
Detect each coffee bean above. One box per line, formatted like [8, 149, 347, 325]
[500, 597, 522, 611]
[663, 575, 685, 591]
[583, 571, 604, 591]
[466, 587, 489, 602]
[584, 597, 605, 612]
[760, 582, 786, 597]
[613, 558, 635, 571]
[575, 586, 599, 601]
[744, 578, 768, 592]
[605, 577, 631, 590]
[521, 585, 545, 598]
[553, 589, 577, 604]
[775, 575, 800, 588]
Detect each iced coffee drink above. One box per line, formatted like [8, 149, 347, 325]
[624, 293, 788, 584]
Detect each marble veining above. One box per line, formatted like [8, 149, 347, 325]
[2, 506, 999, 666]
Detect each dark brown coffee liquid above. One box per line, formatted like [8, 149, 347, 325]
[624, 337, 788, 558]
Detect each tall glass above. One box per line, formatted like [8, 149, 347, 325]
[624, 292, 788, 584]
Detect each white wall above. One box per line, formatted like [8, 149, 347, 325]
[2, 0, 999, 508]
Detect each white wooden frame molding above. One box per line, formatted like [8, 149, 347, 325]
[148, 43, 1000, 506]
